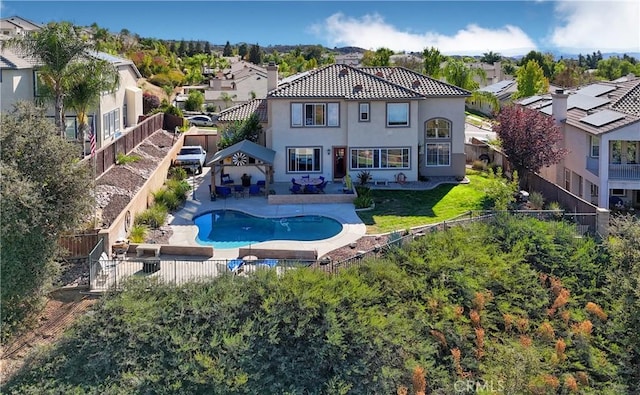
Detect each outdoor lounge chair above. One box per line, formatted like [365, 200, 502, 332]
[227, 259, 244, 273]
[257, 258, 278, 268]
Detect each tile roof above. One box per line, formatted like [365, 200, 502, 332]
[221, 64, 471, 122]
[518, 78, 640, 135]
[270, 64, 470, 100]
[362, 66, 471, 97]
[217, 98, 268, 123]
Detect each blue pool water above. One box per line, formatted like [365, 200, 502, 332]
[193, 210, 343, 249]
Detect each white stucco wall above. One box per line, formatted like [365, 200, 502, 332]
[0, 69, 34, 112]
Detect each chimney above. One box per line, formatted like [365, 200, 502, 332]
[266, 62, 278, 92]
[551, 89, 568, 124]
[210, 77, 222, 90]
[493, 61, 502, 83]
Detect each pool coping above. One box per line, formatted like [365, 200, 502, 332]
[166, 168, 366, 260]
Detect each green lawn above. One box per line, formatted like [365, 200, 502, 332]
[357, 171, 492, 233]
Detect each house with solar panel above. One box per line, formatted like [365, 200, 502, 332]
[468, 79, 517, 116]
[217, 63, 471, 184]
[0, 20, 143, 155]
[518, 76, 640, 210]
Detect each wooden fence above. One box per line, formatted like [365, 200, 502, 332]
[81, 113, 164, 178]
[58, 231, 100, 259]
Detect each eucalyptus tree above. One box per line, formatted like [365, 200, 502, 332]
[2, 21, 97, 135]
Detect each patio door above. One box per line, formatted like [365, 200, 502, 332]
[332, 147, 346, 180]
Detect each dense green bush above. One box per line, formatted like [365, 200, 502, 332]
[353, 194, 374, 209]
[133, 204, 167, 228]
[3, 217, 635, 393]
[152, 188, 181, 211]
[128, 224, 148, 243]
[167, 166, 187, 181]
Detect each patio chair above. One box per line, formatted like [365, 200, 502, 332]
[256, 180, 266, 189]
[234, 185, 245, 198]
[291, 177, 300, 185]
[301, 174, 310, 180]
[316, 180, 328, 193]
[249, 184, 262, 196]
[227, 259, 244, 273]
[215, 185, 232, 199]
[304, 184, 319, 194]
[221, 174, 234, 185]
[290, 184, 302, 194]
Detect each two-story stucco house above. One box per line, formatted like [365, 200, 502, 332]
[219, 63, 470, 183]
[519, 76, 640, 210]
[1, 34, 143, 153]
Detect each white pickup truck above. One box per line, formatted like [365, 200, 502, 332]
[173, 145, 207, 174]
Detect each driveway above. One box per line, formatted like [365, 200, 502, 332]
[465, 122, 496, 143]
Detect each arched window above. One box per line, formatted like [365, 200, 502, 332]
[425, 118, 451, 167]
[425, 118, 451, 139]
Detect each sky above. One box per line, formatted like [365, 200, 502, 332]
[1, 0, 639, 57]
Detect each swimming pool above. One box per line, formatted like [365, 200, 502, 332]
[193, 210, 344, 248]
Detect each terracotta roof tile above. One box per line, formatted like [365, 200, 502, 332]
[217, 98, 267, 123]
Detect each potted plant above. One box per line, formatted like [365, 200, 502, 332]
[241, 173, 252, 187]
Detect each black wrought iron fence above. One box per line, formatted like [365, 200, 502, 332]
[88, 210, 599, 291]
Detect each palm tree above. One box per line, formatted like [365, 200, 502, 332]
[64, 59, 120, 148]
[219, 92, 237, 109]
[2, 22, 96, 135]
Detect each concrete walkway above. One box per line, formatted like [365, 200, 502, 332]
[167, 167, 366, 259]
[165, 167, 466, 260]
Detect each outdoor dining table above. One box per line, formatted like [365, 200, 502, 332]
[294, 177, 323, 186]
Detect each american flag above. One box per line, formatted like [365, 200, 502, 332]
[89, 128, 96, 158]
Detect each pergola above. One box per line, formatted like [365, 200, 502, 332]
[206, 139, 276, 194]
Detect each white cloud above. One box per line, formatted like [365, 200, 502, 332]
[309, 13, 537, 56]
[549, 1, 640, 52]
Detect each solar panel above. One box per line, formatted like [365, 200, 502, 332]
[568, 94, 609, 111]
[480, 79, 514, 94]
[519, 95, 543, 105]
[576, 84, 616, 97]
[579, 109, 626, 127]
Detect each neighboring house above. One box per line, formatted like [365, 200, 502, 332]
[203, 60, 270, 111]
[468, 79, 517, 116]
[0, 45, 143, 152]
[0, 16, 41, 37]
[217, 63, 470, 183]
[468, 61, 510, 88]
[518, 77, 640, 210]
[335, 52, 363, 67]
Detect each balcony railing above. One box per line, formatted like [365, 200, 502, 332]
[609, 163, 640, 180]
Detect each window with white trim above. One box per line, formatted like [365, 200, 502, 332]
[611, 189, 625, 196]
[291, 103, 339, 127]
[386, 103, 409, 126]
[350, 148, 410, 169]
[425, 143, 450, 166]
[426, 118, 451, 138]
[359, 103, 370, 122]
[287, 147, 321, 172]
[590, 135, 599, 157]
[103, 108, 120, 139]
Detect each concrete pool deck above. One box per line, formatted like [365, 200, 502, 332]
[167, 168, 367, 260]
